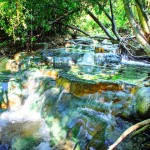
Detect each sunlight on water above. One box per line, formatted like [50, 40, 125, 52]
[0, 71, 51, 149]
[57, 89, 68, 104]
[36, 142, 51, 150]
[0, 109, 41, 123]
[1, 45, 150, 149]
[122, 58, 150, 67]
[79, 107, 115, 126]
[0, 72, 42, 122]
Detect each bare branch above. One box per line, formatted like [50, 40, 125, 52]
[91, 35, 112, 40]
[109, 0, 121, 40]
[87, 10, 116, 41]
[57, 22, 90, 37]
[108, 119, 150, 150]
[103, 9, 112, 21]
[97, 1, 120, 40]
[131, 125, 150, 137]
[135, 0, 150, 28]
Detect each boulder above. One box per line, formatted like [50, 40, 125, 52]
[101, 39, 112, 45]
[41, 69, 58, 80]
[77, 53, 95, 66]
[6, 59, 19, 72]
[94, 46, 104, 53]
[73, 37, 93, 45]
[72, 44, 93, 50]
[0, 57, 9, 72]
[56, 77, 124, 97]
[95, 53, 121, 66]
[53, 56, 74, 68]
[101, 44, 119, 52]
[134, 87, 150, 117]
[77, 52, 121, 66]
[8, 93, 22, 111]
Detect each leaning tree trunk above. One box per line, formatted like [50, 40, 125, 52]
[87, 10, 117, 41]
[123, 0, 150, 56]
[135, 0, 150, 40]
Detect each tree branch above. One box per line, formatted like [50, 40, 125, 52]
[109, 0, 121, 40]
[120, 40, 150, 61]
[135, 0, 150, 29]
[135, 0, 150, 37]
[131, 125, 150, 137]
[96, 2, 112, 21]
[108, 119, 150, 150]
[97, 1, 120, 40]
[103, 9, 112, 21]
[123, 0, 150, 55]
[87, 10, 116, 41]
[57, 22, 90, 37]
[90, 35, 112, 40]
[50, 8, 80, 24]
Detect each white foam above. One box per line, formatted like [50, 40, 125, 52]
[122, 58, 150, 67]
[36, 142, 51, 150]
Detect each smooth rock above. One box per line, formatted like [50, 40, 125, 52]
[101, 39, 112, 45]
[134, 87, 150, 117]
[77, 53, 95, 66]
[95, 53, 121, 66]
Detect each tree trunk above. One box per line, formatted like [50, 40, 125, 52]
[109, 0, 121, 40]
[135, 0, 150, 38]
[123, 0, 150, 55]
[87, 10, 117, 41]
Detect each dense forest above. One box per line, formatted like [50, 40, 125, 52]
[0, 0, 150, 55]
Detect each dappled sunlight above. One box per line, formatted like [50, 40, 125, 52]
[49, 117, 66, 141]
[1, 33, 150, 149]
[56, 76, 124, 97]
[0, 0, 150, 149]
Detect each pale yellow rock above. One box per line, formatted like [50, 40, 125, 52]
[6, 59, 19, 72]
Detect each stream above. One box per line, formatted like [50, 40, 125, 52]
[0, 37, 150, 150]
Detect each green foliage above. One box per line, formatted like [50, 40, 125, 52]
[78, 0, 129, 35]
[1, 0, 148, 45]
[0, 57, 8, 72]
[0, 0, 81, 44]
[0, 1, 27, 41]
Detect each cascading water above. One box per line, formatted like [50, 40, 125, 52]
[0, 71, 51, 150]
[57, 89, 68, 104]
[122, 58, 150, 66]
[0, 37, 150, 150]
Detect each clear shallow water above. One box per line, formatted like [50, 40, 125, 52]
[112, 64, 150, 84]
[1, 66, 149, 149]
[0, 71, 50, 150]
[122, 58, 150, 67]
[0, 41, 150, 149]
[63, 63, 150, 85]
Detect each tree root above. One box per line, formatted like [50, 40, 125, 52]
[120, 42, 150, 61]
[108, 119, 150, 150]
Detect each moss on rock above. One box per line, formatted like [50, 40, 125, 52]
[135, 87, 150, 117]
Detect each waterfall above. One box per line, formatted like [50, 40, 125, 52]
[57, 89, 68, 104]
[122, 58, 150, 66]
[0, 71, 51, 149]
[1, 37, 150, 150]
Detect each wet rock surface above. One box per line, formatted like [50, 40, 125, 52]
[133, 87, 150, 117]
[0, 37, 150, 150]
